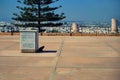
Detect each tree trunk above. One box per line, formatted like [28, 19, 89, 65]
[38, 1, 42, 35]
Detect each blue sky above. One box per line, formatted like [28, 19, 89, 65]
[0, 0, 120, 23]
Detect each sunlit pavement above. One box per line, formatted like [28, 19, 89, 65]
[0, 35, 120, 80]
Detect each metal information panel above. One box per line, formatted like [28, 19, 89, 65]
[20, 30, 39, 53]
[21, 32, 35, 49]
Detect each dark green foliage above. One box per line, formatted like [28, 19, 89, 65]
[12, 0, 66, 32]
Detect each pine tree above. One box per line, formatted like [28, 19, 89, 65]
[12, 0, 66, 32]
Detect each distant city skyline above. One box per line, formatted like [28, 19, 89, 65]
[0, 0, 120, 23]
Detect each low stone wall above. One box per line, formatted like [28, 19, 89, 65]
[0, 32, 20, 35]
[72, 33, 120, 36]
[0, 32, 120, 36]
[42, 33, 70, 36]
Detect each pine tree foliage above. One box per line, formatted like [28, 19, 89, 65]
[12, 0, 66, 32]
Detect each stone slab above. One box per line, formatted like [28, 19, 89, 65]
[54, 68, 120, 80]
[0, 57, 55, 67]
[61, 46, 119, 57]
[0, 41, 17, 50]
[0, 66, 51, 80]
[57, 57, 120, 68]
[0, 50, 57, 57]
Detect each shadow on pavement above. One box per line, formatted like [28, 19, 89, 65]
[37, 46, 57, 53]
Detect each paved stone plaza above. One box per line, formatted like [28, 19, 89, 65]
[0, 35, 120, 80]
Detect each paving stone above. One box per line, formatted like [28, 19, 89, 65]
[61, 47, 119, 57]
[0, 66, 51, 80]
[0, 57, 55, 67]
[57, 57, 120, 68]
[54, 68, 120, 80]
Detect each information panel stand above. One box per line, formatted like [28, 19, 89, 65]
[20, 30, 39, 53]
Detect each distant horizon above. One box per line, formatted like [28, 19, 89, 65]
[1, 20, 120, 27]
[0, 0, 120, 22]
